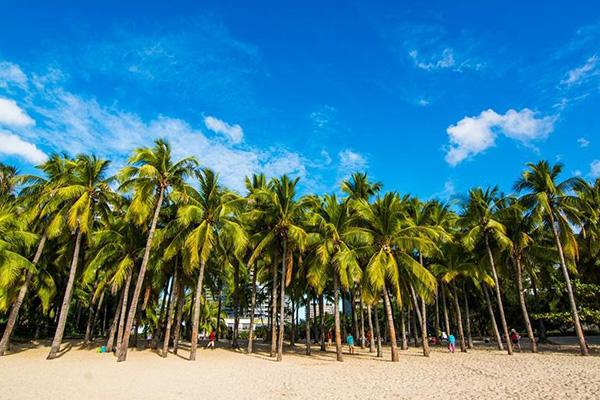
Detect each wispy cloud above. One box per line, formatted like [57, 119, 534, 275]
[577, 137, 590, 148]
[0, 62, 27, 89]
[338, 149, 367, 174]
[590, 160, 600, 178]
[445, 108, 556, 166]
[204, 115, 243, 144]
[561, 55, 599, 86]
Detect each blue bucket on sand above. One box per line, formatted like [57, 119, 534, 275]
[101, 346, 107, 353]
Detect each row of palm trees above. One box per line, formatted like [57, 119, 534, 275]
[0, 139, 598, 363]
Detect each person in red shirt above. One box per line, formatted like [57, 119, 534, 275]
[207, 329, 216, 349]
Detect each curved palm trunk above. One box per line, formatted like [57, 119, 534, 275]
[152, 281, 170, 350]
[483, 284, 503, 350]
[172, 281, 185, 355]
[374, 303, 382, 357]
[162, 269, 178, 357]
[515, 255, 537, 353]
[47, 229, 83, 360]
[351, 289, 359, 345]
[232, 261, 240, 349]
[451, 283, 467, 352]
[463, 289, 473, 350]
[333, 273, 343, 361]
[190, 259, 207, 361]
[420, 298, 430, 356]
[115, 268, 133, 355]
[485, 234, 513, 355]
[0, 233, 47, 356]
[276, 239, 287, 362]
[358, 289, 365, 349]
[106, 286, 125, 353]
[117, 186, 164, 362]
[246, 266, 258, 353]
[549, 216, 588, 356]
[382, 282, 399, 362]
[84, 281, 99, 345]
[270, 256, 278, 357]
[305, 294, 311, 355]
[434, 288, 440, 340]
[85, 291, 104, 346]
[319, 294, 326, 351]
[367, 304, 375, 353]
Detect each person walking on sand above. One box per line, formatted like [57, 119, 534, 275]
[327, 329, 333, 348]
[206, 329, 216, 349]
[366, 330, 372, 348]
[347, 333, 355, 355]
[510, 329, 521, 352]
[441, 331, 448, 344]
[448, 333, 456, 353]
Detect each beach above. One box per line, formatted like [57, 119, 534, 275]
[1, 340, 599, 399]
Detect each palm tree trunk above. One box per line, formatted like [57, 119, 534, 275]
[162, 269, 179, 357]
[420, 298, 430, 356]
[359, 289, 365, 349]
[190, 259, 207, 361]
[483, 284, 503, 350]
[172, 281, 185, 355]
[374, 302, 382, 357]
[451, 283, 467, 352]
[549, 215, 588, 356]
[276, 238, 287, 361]
[463, 288, 473, 350]
[441, 284, 451, 335]
[410, 308, 418, 347]
[485, 234, 513, 355]
[290, 298, 295, 347]
[0, 233, 47, 356]
[367, 305, 375, 353]
[270, 255, 278, 357]
[246, 265, 258, 353]
[232, 261, 240, 349]
[84, 281, 99, 345]
[115, 268, 133, 355]
[305, 294, 311, 355]
[215, 284, 222, 340]
[514, 255, 537, 353]
[152, 281, 170, 350]
[86, 291, 104, 345]
[106, 287, 124, 353]
[381, 282, 399, 362]
[400, 307, 408, 350]
[333, 273, 343, 361]
[434, 287, 440, 340]
[47, 229, 83, 360]
[117, 186, 164, 362]
[351, 289, 359, 344]
[319, 294, 326, 351]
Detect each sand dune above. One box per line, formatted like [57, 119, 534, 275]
[1, 340, 599, 399]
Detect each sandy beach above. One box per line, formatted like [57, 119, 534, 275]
[1, 340, 599, 400]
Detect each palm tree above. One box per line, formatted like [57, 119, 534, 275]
[165, 168, 246, 360]
[47, 155, 116, 359]
[353, 193, 437, 361]
[248, 175, 308, 361]
[462, 187, 513, 355]
[307, 194, 363, 361]
[116, 139, 197, 362]
[0, 162, 21, 201]
[0, 155, 72, 356]
[515, 161, 589, 355]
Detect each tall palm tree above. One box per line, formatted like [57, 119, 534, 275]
[462, 187, 513, 355]
[0, 155, 72, 356]
[47, 155, 116, 359]
[165, 168, 247, 361]
[353, 193, 437, 362]
[116, 139, 197, 362]
[248, 175, 308, 361]
[515, 161, 589, 355]
[307, 194, 363, 361]
[0, 162, 21, 201]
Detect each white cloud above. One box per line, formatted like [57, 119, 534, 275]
[445, 108, 555, 166]
[0, 98, 35, 127]
[577, 137, 590, 148]
[591, 160, 600, 178]
[562, 55, 599, 86]
[203, 115, 243, 144]
[417, 98, 430, 107]
[409, 48, 456, 71]
[338, 149, 367, 171]
[0, 130, 47, 164]
[0, 62, 27, 89]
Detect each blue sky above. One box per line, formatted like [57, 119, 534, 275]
[0, 0, 599, 197]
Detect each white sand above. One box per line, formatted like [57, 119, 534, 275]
[1, 340, 599, 399]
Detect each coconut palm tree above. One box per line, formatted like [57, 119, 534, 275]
[307, 194, 363, 361]
[165, 168, 247, 360]
[462, 187, 513, 355]
[247, 175, 309, 361]
[47, 155, 116, 359]
[352, 193, 437, 361]
[515, 161, 589, 355]
[116, 139, 197, 362]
